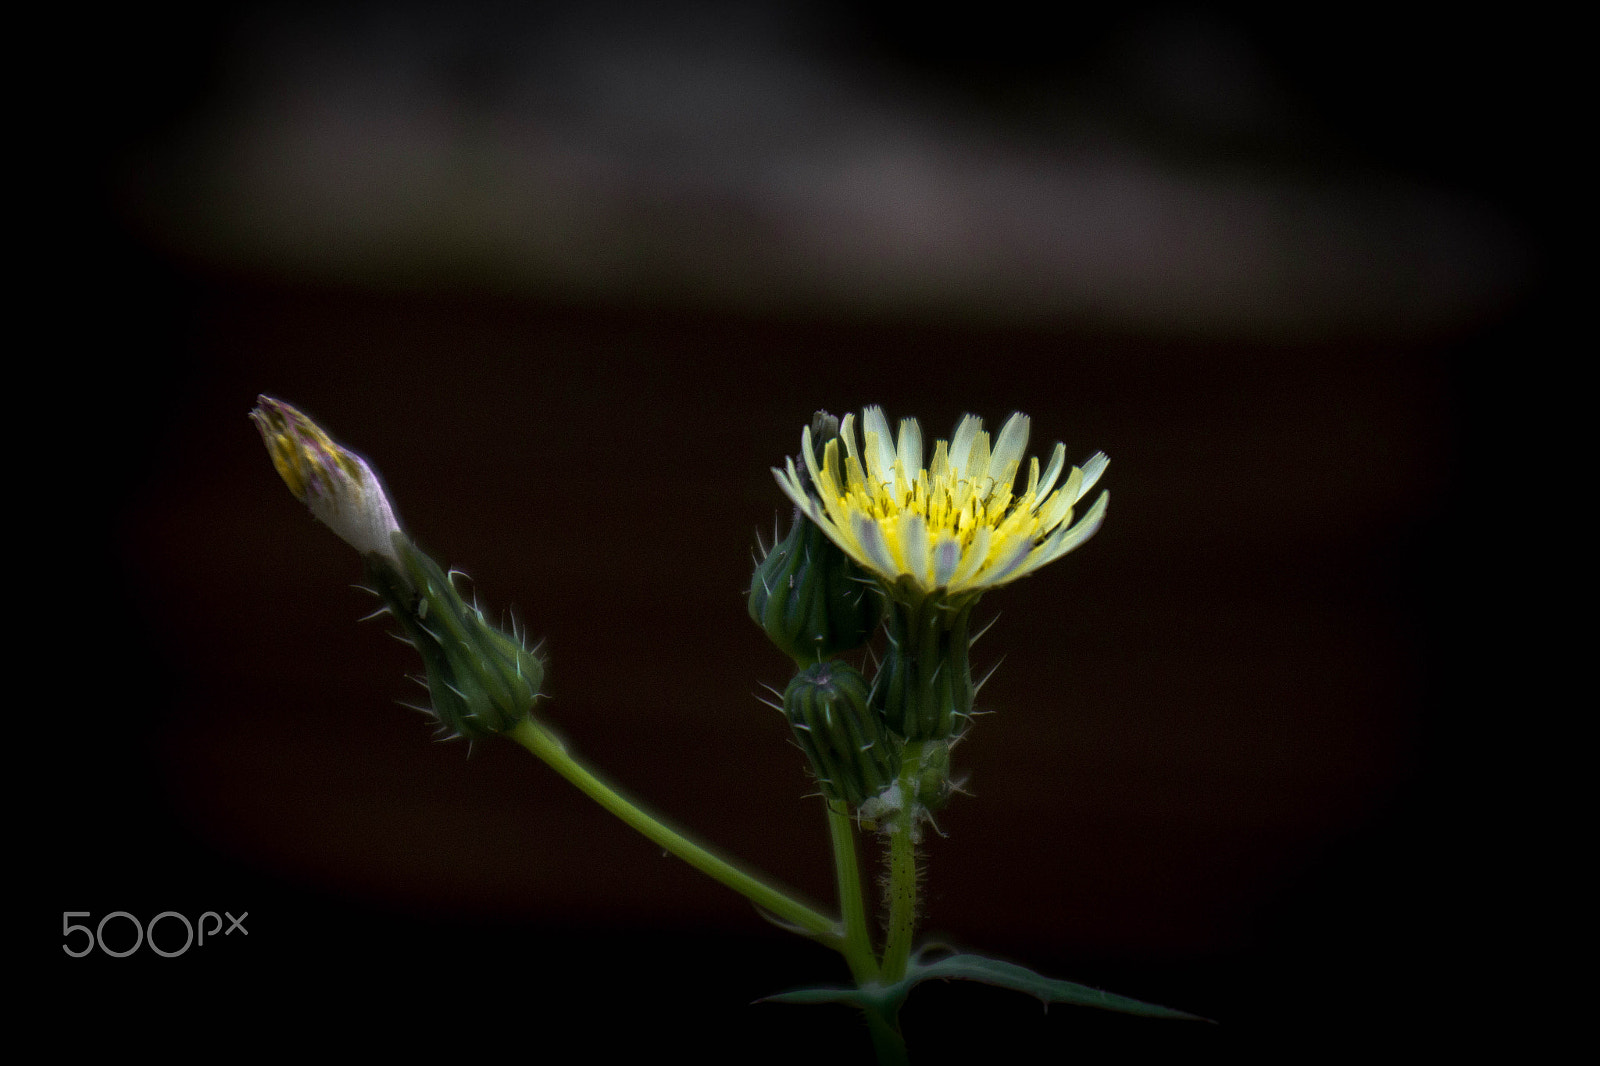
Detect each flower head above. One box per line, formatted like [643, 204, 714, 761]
[251, 395, 402, 562]
[775, 406, 1107, 596]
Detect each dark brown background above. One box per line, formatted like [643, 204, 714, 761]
[57, 2, 1549, 1060]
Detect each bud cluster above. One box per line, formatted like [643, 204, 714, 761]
[758, 402, 1107, 821]
[751, 411, 989, 823]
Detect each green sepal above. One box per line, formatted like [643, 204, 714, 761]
[762, 950, 1208, 1022]
[365, 534, 545, 741]
[873, 586, 976, 741]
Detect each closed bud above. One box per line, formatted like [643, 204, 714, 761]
[910, 739, 955, 812]
[750, 511, 881, 666]
[783, 660, 900, 807]
[808, 410, 840, 445]
[252, 396, 403, 564]
[366, 536, 546, 741]
[751, 411, 882, 665]
[857, 739, 957, 840]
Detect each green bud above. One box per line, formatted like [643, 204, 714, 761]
[783, 660, 900, 807]
[808, 410, 841, 445]
[856, 741, 956, 837]
[365, 534, 546, 741]
[910, 739, 955, 812]
[750, 511, 881, 665]
[873, 584, 976, 741]
[750, 411, 881, 665]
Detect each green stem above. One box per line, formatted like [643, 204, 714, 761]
[509, 717, 842, 948]
[826, 798, 879, 985]
[881, 740, 927, 983]
[863, 1004, 910, 1066]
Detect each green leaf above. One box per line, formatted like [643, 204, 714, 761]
[761, 951, 1208, 1022]
[907, 952, 1209, 1021]
[761, 982, 908, 1013]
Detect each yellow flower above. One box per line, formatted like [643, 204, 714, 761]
[251, 396, 403, 562]
[774, 407, 1107, 596]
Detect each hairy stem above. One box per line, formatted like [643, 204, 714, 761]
[881, 740, 926, 983]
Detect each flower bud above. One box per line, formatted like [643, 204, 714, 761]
[909, 738, 955, 812]
[251, 396, 402, 564]
[750, 511, 881, 666]
[750, 412, 882, 665]
[856, 739, 956, 839]
[365, 536, 546, 741]
[783, 660, 900, 807]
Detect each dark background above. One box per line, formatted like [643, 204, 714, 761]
[57, 1, 1547, 1059]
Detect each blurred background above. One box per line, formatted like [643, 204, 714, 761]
[62, 0, 1546, 1058]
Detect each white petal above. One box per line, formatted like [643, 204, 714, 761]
[1036, 465, 1083, 531]
[986, 412, 1030, 489]
[798, 424, 821, 491]
[966, 432, 991, 493]
[852, 511, 899, 579]
[932, 534, 962, 588]
[948, 525, 991, 588]
[1006, 515, 1077, 582]
[896, 511, 932, 588]
[982, 534, 1036, 586]
[1076, 452, 1109, 502]
[948, 414, 983, 476]
[774, 459, 811, 512]
[1036, 490, 1109, 567]
[896, 417, 923, 494]
[1034, 443, 1066, 502]
[862, 406, 896, 487]
[840, 412, 862, 473]
[308, 455, 402, 561]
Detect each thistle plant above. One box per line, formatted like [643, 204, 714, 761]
[252, 396, 1202, 1063]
